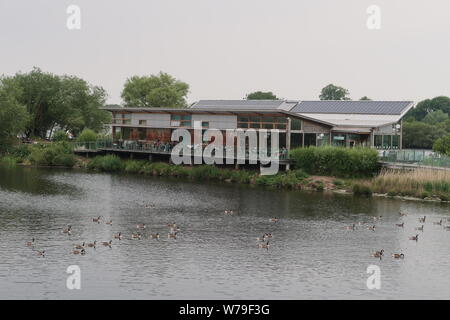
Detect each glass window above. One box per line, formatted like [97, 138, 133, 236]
[304, 133, 317, 147]
[123, 119, 131, 125]
[250, 116, 260, 123]
[374, 135, 383, 148]
[123, 114, 131, 119]
[238, 123, 249, 128]
[392, 135, 400, 149]
[238, 116, 249, 122]
[275, 124, 286, 130]
[182, 115, 192, 120]
[202, 121, 209, 128]
[261, 117, 274, 123]
[383, 135, 392, 148]
[250, 123, 261, 129]
[139, 120, 147, 125]
[291, 119, 302, 130]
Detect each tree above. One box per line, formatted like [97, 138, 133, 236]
[0, 82, 29, 148]
[360, 96, 371, 100]
[433, 133, 450, 155]
[423, 110, 448, 125]
[319, 84, 350, 100]
[121, 72, 189, 108]
[246, 91, 279, 100]
[0, 68, 110, 139]
[402, 121, 446, 149]
[405, 96, 450, 121]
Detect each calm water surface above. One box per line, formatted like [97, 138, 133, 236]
[0, 166, 449, 299]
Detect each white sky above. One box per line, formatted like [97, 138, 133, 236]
[1, 0, 449, 104]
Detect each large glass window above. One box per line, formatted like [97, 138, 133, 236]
[317, 133, 330, 147]
[374, 135, 383, 148]
[304, 133, 317, 147]
[291, 133, 303, 148]
[332, 134, 346, 147]
[237, 116, 287, 130]
[291, 119, 302, 130]
[171, 114, 191, 127]
[383, 135, 392, 149]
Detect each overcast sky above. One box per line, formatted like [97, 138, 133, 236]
[1, 0, 449, 104]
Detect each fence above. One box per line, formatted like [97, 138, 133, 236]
[379, 149, 450, 169]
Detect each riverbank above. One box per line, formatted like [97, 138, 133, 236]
[1, 145, 449, 202]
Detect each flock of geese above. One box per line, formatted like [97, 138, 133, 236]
[25, 209, 182, 258]
[346, 211, 450, 260]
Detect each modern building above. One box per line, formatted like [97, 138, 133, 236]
[104, 99, 414, 153]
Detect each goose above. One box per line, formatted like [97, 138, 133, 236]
[433, 220, 443, 226]
[409, 234, 419, 241]
[36, 250, 45, 257]
[396, 223, 404, 228]
[168, 232, 177, 239]
[346, 224, 356, 230]
[74, 242, 85, 250]
[62, 226, 72, 234]
[113, 232, 123, 240]
[102, 240, 112, 247]
[105, 220, 113, 225]
[167, 222, 177, 228]
[86, 241, 96, 248]
[373, 216, 382, 221]
[399, 211, 407, 217]
[26, 238, 35, 247]
[372, 249, 384, 259]
[259, 241, 270, 250]
[73, 249, 86, 255]
[256, 235, 268, 241]
[269, 217, 279, 223]
[392, 253, 405, 259]
[415, 225, 424, 232]
[131, 233, 141, 239]
[92, 216, 102, 223]
[367, 225, 376, 231]
[419, 216, 426, 223]
[136, 223, 146, 230]
[445, 226, 450, 231]
[150, 233, 160, 239]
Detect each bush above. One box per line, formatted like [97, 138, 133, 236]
[28, 142, 75, 167]
[124, 160, 146, 173]
[352, 183, 372, 197]
[0, 156, 18, 167]
[88, 155, 123, 172]
[52, 130, 70, 142]
[289, 146, 379, 178]
[77, 129, 97, 143]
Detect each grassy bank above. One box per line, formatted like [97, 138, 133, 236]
[1, 144, 449, 201]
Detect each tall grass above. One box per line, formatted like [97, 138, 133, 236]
[371, 169, 450, 199]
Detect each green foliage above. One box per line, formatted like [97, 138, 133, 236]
[0, 81, 29, 148]
[359, 96, 371, 100]
[352, 183, 373, 197]
[433, 133, 450, 156]
[77, 128, 98, 143]
[52, 130, 69, 142]
[88, 155, 123, 172]
[402, 120, 446, 149]
[121, 72, 189, 108]
[423, 110, 449, 125]
[28, 142, 75, 167]
[246, 91, 279, 100]
[319, 84, 350, 100]
[123, 160, 146, 173]
[0, 68, 110, 139]
[289, 146, 379, 178]
[0, 156, 19, 167]
[405, 96, 450, 121]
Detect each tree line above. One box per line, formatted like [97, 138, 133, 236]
[1, 69, 449, 155]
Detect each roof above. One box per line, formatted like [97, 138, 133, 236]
[191, 100, 295, 110]
[292, 100, 414, 115]
[297, 113, 400, 128]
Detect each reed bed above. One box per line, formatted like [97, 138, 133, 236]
[370, 168, 450, 199]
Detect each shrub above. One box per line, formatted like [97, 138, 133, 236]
[52, 130, 69, 142]
[124, 160, 146, 173]
[88, 155, 123, 172]
[352, 183, 372, 197]
[289, 146, 379, 178]
[77, 129, 98, 143]
[0, 156, 18, 167]
[28, 142, 75, 167]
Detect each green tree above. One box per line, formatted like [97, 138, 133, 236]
[433, 133, 450, 155]
[0, 81, 29, 148]
[121, 72, 189, 108]
[423, 110, 449, 125]
[405, 96, 450, 121]
[402, 121, 446, 149]
[246, 91, 279, 100]
[319, 84, 350, 100]
[360, 96, 371, 100]
[0, 68, 110, 139]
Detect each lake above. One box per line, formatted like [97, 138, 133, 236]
[0, 166, 449, 299]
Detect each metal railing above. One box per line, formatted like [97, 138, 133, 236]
[379, 149, 450, 169]
[72, 140, 289, 160]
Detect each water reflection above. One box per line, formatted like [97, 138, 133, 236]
[0, 166, 449, 299]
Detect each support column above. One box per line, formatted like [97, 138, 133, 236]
[400, 120, 403, 150]
[286, 118, 291, 152]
